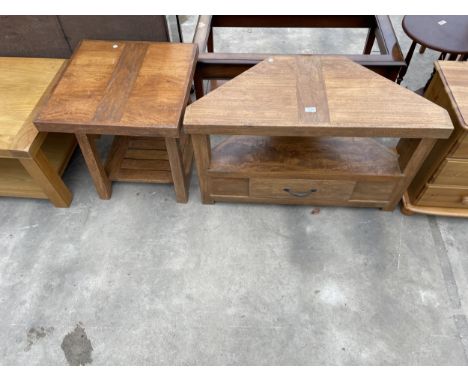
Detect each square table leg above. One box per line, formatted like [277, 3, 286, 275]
[165, 137, 190, 203]
[191, 134, 214, 204]
[75, 133, 112, 200]
[19, 148, 72, 208]
[384, 137, 437, 211]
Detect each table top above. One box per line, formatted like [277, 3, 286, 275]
[35, 40, 197, 138]
[184, 56, 453, 139]
[0, 57, 66, 157]
[402, 16, 468, 54]
[436, 61, 468, 130]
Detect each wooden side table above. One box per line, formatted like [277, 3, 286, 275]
[402, 61, 468, 217]
[35, 40, 197, 203]
[0, 58, 76, 207]
[184, 56, 453, 210]
[398, 16, 468, 84]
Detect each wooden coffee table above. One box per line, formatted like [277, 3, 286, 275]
[35, 40, 197, 203]
[0, 58, 76, 207]
[184, 56, 453, 210]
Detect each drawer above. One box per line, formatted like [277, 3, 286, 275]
[452, 134, 468, 159]
[419, 184, 468, 208]
[209, 177, 249, 196]
[250, 178, 355, 201]
[432, 159, 468, 187]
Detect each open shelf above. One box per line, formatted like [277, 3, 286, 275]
[0, 133, 76, 199]
[209, 136, 403, 180]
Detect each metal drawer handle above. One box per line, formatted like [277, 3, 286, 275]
[462, 196, 468, 205]
[283, 188, 318, 197]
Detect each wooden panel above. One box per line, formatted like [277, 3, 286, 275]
[419, 184, 468, 208]
[184, 56, 452, 138]
[125, 149, 168, 160]
[250, 178, 355, 201]
[452, 133, 468, 159]
[0, 58, 66, 155]
[58, 16, 169, 51]
[350, 181, 396, 202]
[121, 159, 171, 171]
[209, 136, 402, 180]
[432, 159, 468, 187]
[0, 133, 76, 200]
[127, 137, 167, 150]
[35, 41, 197, 138]
[209, 177, 249, 196]
[436, 61, 468, 130]
[0, 16, 70, 58]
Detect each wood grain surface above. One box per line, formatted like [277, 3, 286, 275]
[184, 56, 452, 138]
[0, 57, 66, 156]
[35, 40, 198, 138]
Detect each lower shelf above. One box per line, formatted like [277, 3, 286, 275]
[0, 133, 76, 199]
[204, 135, 402, 208]
[106, 136, 193, 184]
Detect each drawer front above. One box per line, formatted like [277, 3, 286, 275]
[209, 177, 249, 196]
[452, 135, 468, 159]
[250, 178, 355, 201]
[419, 184, 468, 208]
[432, 159, 468, 187]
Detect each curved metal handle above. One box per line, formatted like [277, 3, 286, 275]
[283, 188, 318, 197]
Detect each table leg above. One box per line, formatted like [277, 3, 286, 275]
[384, 138, 437, 211]
[166, 137, 189, 203]
[191, 134, 213, 204]
[397, 40, 417, 84]
[75, 133, 112, 200]
[19, 148, 72, 208]
[362, 26, 376, 54]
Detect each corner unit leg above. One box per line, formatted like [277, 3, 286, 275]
[384, 138, 437, 211]
[191, 134, 214, 204]
[75, 133, 112, 200]
[19, 148, 72, 208]
[166, 137, 189, 203]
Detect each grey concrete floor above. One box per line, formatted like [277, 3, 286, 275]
[1, 16, 467, 365]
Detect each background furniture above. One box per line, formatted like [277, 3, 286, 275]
[402, 61, 468, 217]
[192, 15, 405, 98]
[34, 40, 197, 203]
[184, 56, 452, 209]
[0, 16, 169, 58]
[398, 16, 468, 84]
[0, 58, 76, 207]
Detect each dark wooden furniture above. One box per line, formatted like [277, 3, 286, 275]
[34, 40, 197, 203]
[402, 61, 468, 217]
[398, 16, 468, 84]
[192, 15, 406, 98]
[184, 56, 452, 209]
[0, 16, 169, 58]
[0, 58, 76, 207]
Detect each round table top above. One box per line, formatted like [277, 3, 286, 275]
[402, 15, 468, 54]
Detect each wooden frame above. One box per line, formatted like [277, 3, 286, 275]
[192, 15, 406, 98]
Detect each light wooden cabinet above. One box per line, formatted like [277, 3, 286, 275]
[402, 61, 468, 217]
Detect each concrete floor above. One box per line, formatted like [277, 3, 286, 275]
[1, 16, 467, 365]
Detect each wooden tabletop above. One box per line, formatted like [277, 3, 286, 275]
[184, 56, 453, 138]
[436, 61, 468, 130]
[35, 40, 198, 138]
[0, 57, 66, 157]
[403, 16, 468, 55]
